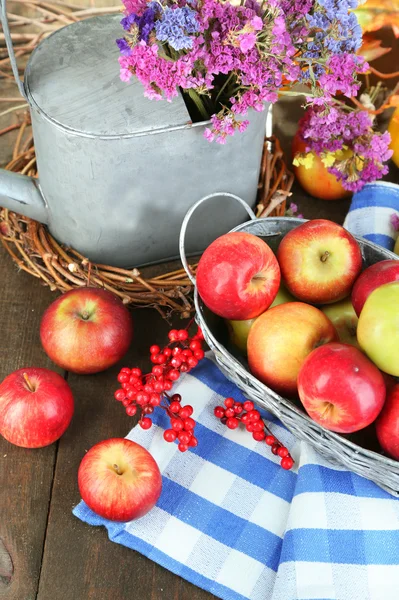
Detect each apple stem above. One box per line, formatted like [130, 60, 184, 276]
[252, 275, 267, 282]
[23, 372, 35, 392]
[113, 464, 123, 475]
[320, 251, 330, 263]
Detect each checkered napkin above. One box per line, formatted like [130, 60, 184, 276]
[343, 181, 399, 251]
[74, 356, 399, 600]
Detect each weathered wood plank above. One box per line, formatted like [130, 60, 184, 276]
[0, 245, 65, 600]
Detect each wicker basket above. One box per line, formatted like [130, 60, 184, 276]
[179, 194, 399, 497]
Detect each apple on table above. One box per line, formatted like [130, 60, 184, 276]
[277, 219, 362, 305]
[78, 438, 162, 522]
[0, 367, 74, 448]
[196, 231, 280, 320]
[40, 288, 133, 374]
[292, 131, 351, 201]
[298, 343, 386, 433]
[247, 302, 338, 397]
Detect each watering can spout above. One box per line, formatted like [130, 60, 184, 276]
[0, 170, 48, 224]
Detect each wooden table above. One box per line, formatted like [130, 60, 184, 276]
[1, 66, 399, 600]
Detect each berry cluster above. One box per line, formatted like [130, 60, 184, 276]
[114, 327, 204, 452]
[214, 398, 294, 470]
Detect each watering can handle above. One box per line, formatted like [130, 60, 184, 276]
[179, 192, 257, 286]
[0, 0, 28, 99]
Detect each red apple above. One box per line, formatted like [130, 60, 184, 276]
[292, 133, 351, 201]
[78, 438, 162, 521]
[351, 260, 399, 317]
[40, 288, 133, 374]
[376, 384, 399, 460]
[0, 367, 74, 448]
[298, 343, 386, 433]
[247, 302, 338, 397]
[277, 219, 362, 304]
[196, 232, 280, 320]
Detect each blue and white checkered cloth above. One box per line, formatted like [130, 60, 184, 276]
[344, 181, 399, 251]
[74, 354, 399, 600]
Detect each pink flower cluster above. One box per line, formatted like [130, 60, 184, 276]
[299, 105, 393, 192]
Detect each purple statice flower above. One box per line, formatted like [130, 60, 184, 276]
[390, 213, 399, 232]
[116, 38, 133, 56]
[122, 0, 147, 16]
[155, 6, 199, 51]
[298, 103, 393, 192]
[239, 32, 257, 53]
[121, 3, 158, 43]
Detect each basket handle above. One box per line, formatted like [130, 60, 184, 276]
[0, 0, 28, 99]
[179, 192, 257, 285]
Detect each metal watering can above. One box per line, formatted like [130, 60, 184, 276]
[0, 6, 267, 267]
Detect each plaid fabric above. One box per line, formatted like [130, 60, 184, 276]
[343, 181, 399, 251]
[74, 356, 399, 600]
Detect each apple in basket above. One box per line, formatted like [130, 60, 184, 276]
[298, 343, 386, 433]
[357, 282, 399, 377]
[226, 284, 295, 353]
[376, 384, 399, 460]
[247, 302, 338, 397]
[321, 298, 360, 349]
[0, 367, 74, 448]
[78, 438, 162, 522]
[40, 288, 133, 374]
[196, 232, 280, 320]
[351, 260, 399, 316]
[277, 219, 362, 304]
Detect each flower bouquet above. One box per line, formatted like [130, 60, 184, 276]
[116, 0, 393, 192]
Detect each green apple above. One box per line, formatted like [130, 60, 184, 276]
[321, 298, 360, 349]
[394, 236, 399, 255]
[357, 281, 399, 376]
[269, 284, 295, 308]
[226, 285, 295, 353]
[226, 317, 257, 353]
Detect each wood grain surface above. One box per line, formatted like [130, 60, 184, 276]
[0, 24, 398, 600]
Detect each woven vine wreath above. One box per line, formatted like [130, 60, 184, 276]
[0, 128, 294, 319]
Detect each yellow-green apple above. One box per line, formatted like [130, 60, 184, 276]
[78, 438, 162, 522]
[297, 343, 386, 433]
[247, 302, 338, 397]
[196, 232, 280, 320]
[376, 384, 399, 460]
[351, 260, 399, 316]
[225, 285, 295, 353]
[0, 367, 74, 448]
[277, 219, 362, 304]
[40, 288, 133, 374]
[357, 282, 399, 376]
[395, 237, 399, 255]
[321, 298, 360, 349]
[292, 132, 351, 201]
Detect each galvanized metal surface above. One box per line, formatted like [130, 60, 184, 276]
[179, 198, 399, 496]
[0, 12, 267, 267]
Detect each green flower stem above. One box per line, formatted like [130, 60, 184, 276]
[186, 88, 211, 120]
[215, 71, 236, 106]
